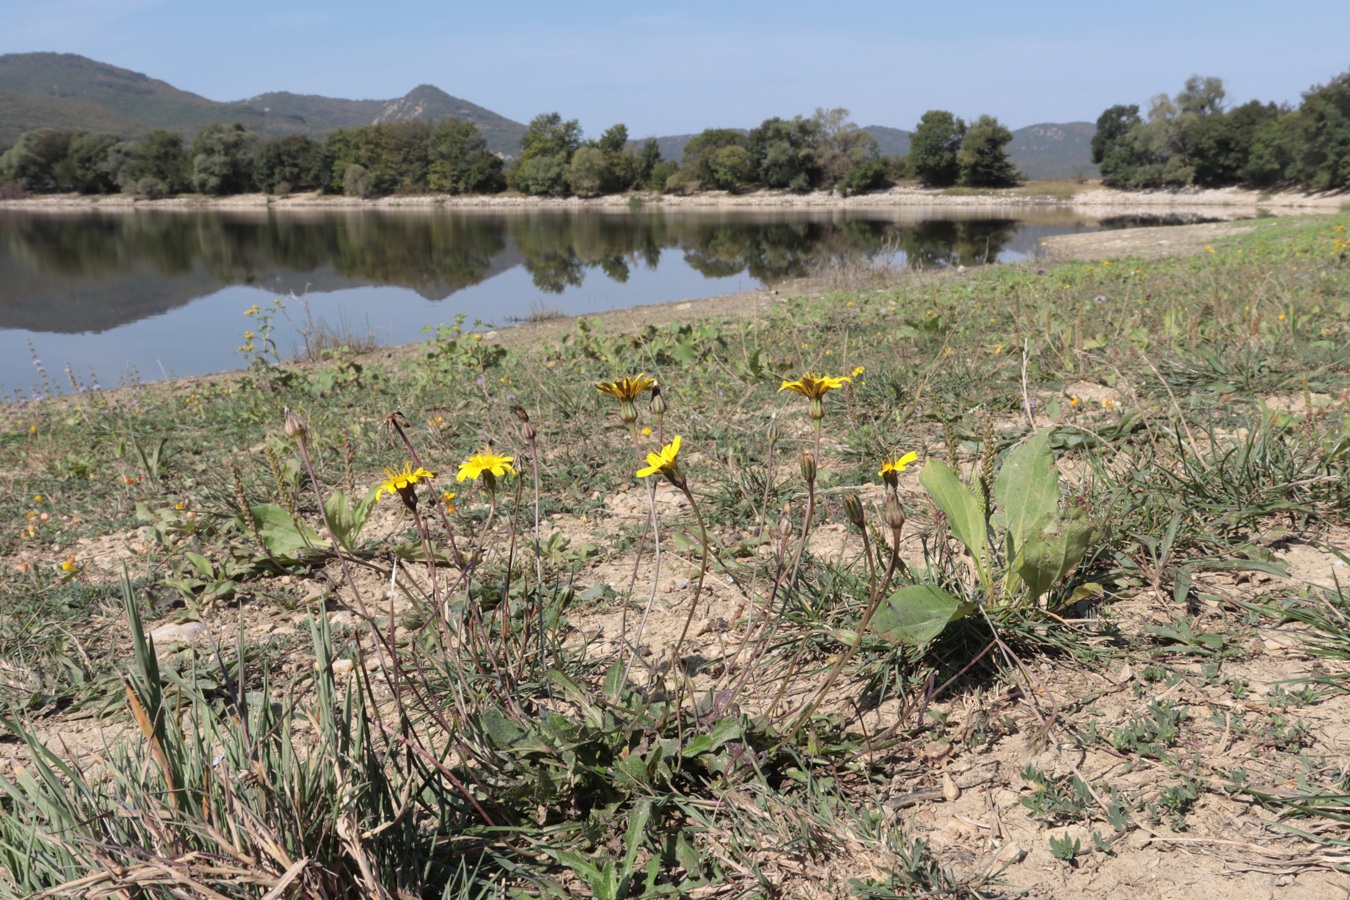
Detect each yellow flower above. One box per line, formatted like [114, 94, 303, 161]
[636, 435, 682, 481]
[457, 449, 516, 483]
[60, 556, 77, 572]
[595, 374, 656, 403]
[441, 491, 456, 513]
[778, 372, 850, 399]
[1205, 245, 1215, 253]
[244, 304, 259, 316]
[376, 462, 437, 501]
[879, 451, 919, 488]
[851, 366, 865, 378]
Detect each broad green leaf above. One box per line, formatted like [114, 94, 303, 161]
[249, 503, 324, 556]
[872, 584, 970, 646]
[184, 551, 215, 579]
[1014, 509, 1097, 600]
[323, 486, 380, 551]
[992, 429, 1060, 558]
[919, 460, 987, 566]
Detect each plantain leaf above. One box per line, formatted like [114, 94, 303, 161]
[992, 429, 1060, 560]
[920, 459, 988, 568]
[872, 584, 971, 646]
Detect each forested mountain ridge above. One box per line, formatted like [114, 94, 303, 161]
[0, 53, 527, 154]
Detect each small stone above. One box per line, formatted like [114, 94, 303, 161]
[150, 620, 208, 646]
[942, 773, 961, 802]
[331, 659, 355, 677]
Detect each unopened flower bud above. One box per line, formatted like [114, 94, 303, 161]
[523, 422, 537, 442]
[619, 401, 638, 425]
[649, 384, 667, 417]
[842, 493, 865, 530]
[800, 451, 816, 486]
[777, 513, 794, 540]
[766, 418, 781, 447]
[884, 494, 907, 532]
[283, 408, 307, 441]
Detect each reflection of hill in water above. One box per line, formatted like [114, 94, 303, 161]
[0, 210, 522, 333]
[0, 206, 1193, 335]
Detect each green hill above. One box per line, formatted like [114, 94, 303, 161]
[1007, 122, 1098, 181]
[0, 52, 528, 154]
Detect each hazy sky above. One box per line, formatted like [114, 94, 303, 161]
[5, 0, 1348, 138]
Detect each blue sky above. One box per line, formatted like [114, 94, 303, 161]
[5, 1, 1349, 138]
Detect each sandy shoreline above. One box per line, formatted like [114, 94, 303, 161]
[1, 184, 1345, 215]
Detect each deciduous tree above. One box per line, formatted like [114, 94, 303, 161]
[909, 111, 965, 187]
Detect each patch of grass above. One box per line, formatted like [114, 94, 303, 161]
[0, 210, 1348, 894]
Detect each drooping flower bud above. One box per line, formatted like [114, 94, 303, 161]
[649, 384, 667, 417]
[842, 493, 866, 530]
[884, 493, 906, 533]
[800, 451, 816, 486]
[766, 417, 781, 447]
[283, 408, 307, 441]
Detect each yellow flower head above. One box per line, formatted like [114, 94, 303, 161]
[879, 451, 919, 488]
[441, 491, 456, 513]
[595, 374, 657, 403]
[851, 366, 865, 378]
[781, 372, 850, 421]
[636, 435, 682, 482]
[376, 462, 437, 503]
[60, 556, 77, 572]
[458, 449, 516, 483]
[779, 372, 851, 400]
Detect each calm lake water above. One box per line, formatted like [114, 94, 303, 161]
[0, 205, 1208, 395]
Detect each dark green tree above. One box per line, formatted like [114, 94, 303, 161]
[1244, 111, 1303, 186]
[958, 115, 1019, 186]
[253, 135, 322, 194]
[0, 129, 72, 192]
[117, 129, 189, 197]
[1296, 70, 1350, 190]
[427, 119, 503, 194]
[909, 111, 965, 187]
[190, 123, 258, 195]
[509, 112, 582, 195]
[748, 116, 822, 191]
[58, 132, 120, 193]
[680, 128, 748, 188]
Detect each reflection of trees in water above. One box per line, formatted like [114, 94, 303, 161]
[510, 213, 678, 293]
[897, 219, 1019, 269]
[2, 209, 1033, 310]
[0, 211, 509, 293]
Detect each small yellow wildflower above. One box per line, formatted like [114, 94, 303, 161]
[1069, 396, 1081, 407]
[33, 494, 42, 502]
[779, 373, 850, 399]
[60, 556, 77, 572]
[376, 463, 437, 505]
[851, 366, 865, 378]
[780, 372, 850, 420]
[442, 491, 456, 513]
[457, 450, 515, 483]
[878, 451, 919, 488]
[636, 435, 682, 482]
[1205, 245, 1215, 253]
[244, 304, 259, 316]
[642, 426, 652, 436]
[595, 374, 655, 403]
[1278, 313, 1286, 321]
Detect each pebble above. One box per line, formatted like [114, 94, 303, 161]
[150, 620, 209, 646]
